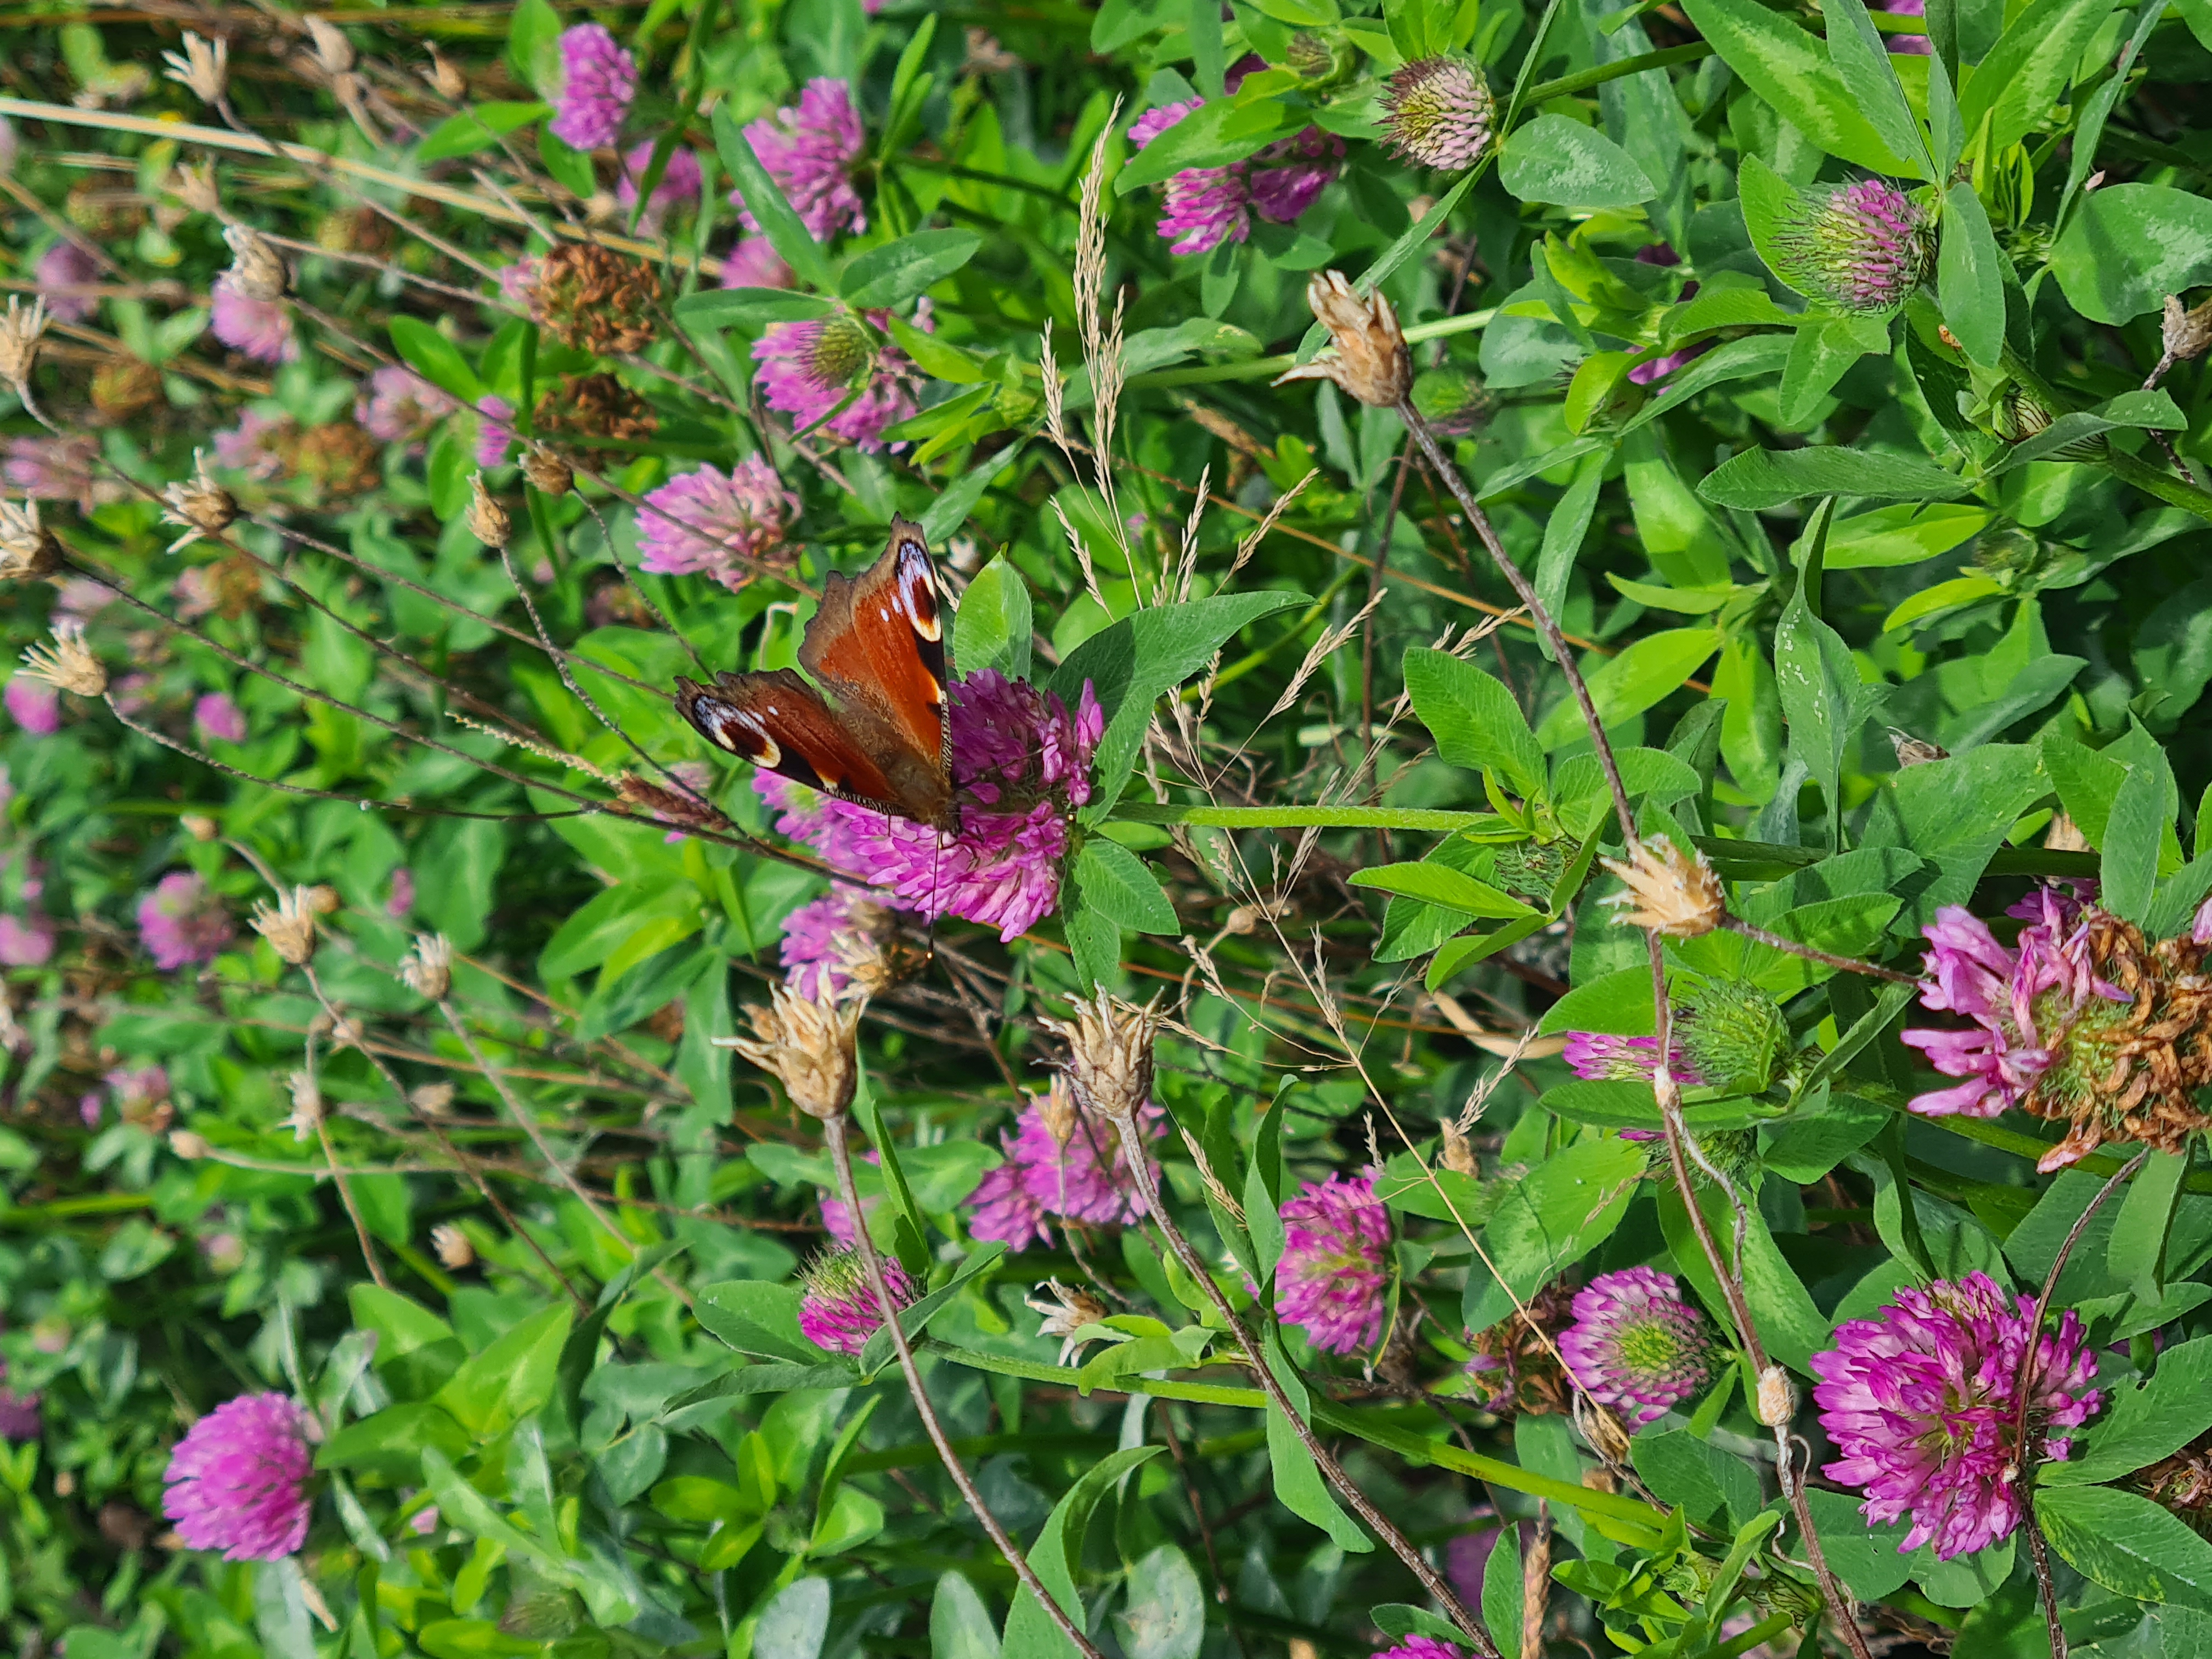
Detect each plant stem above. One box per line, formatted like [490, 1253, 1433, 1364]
[1111, 1130, 1499, 1655]
[1125, 311, 1493, 391]
[1722, 916, 1917, 984]
[821, 1116, 1108, 1659]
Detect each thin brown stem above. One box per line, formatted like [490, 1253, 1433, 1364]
[1722, 917, 1917, 984]
[820, 1114, 1108, 1659]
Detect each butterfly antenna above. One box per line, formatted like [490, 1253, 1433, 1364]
[923, 822, 945, 968]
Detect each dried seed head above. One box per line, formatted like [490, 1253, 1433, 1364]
[302, 16, 356, 77]
[465, 474, 510, 546]
[159, 450, 238, 554]
[1575, 1393, 1634, 1466]
[1754, 1364, 1797, 1426]
[1036, 1071, 1080, 1147]
[305, 884, 341, 916]
[410, 1081, 455, 1115]
[20, 619, 105, 698]
[400, 934, 454, 1000]
[1039, 990, 1161, 1128]
[180, 814, 219, 842]
[718, 983, 862, 1120]
[527, 244, 662, 356]
[2165, 294, 2212, 366]
[521, 444, 573, 498]
[169, 1129, 211, 1160]
[431, 1222, 474, 1270]
[281, 1070, 323, 1141]
[1274, 270, 1412, 409]
[1380, 57, 1496, 172]
[1598, 837, 1726, 939]
[614, 771, 731, 833]
[1440, 1116, 1478, 1176]
[0, 496, 63, 580]
[0, 296, 50, 393]
[1024, 1279, 1110, 1365]
[170, 162, 221, 217]
[161, 31, 230, 106]
[222, 225, 290, 302]
[422, 45, 468, 101]
[250, 885, 319, 966]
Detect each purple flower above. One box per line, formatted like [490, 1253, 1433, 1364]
[1372, 1639, 1469, 1659]
[4, 678, 59, 736]
[732, 78, 866, 242]
[386, 867, 414, 918]
[1380, 57, 1497, 172]
[636, 456, 800, 588]
[4, 435, 106, 510]
[0, 914, 53, 967]
[1558, 1267, 1716, 1426]
[1275, 1171, 1391, 1356]
[1778, 177, 1932, 314]
[210, 408, 287, 479]
[819, 1150, 883, 1246]
[1248, 127, 1344, 224]
[549, 24, 636, 151]
[1628, 338, 1716, 387]
[782, 884, 896, 1000]
[108, 1064, 169, 1118]
[1813, 1271, 2100, 1561]
[474, 396, 516, 469]
[751, 313, 925, 453]
[194, 693, 246, 744]
[35, 242, 100, 325]
[356, 364, 456, 444]
[137, 872, 235, 970]
[617, 141, 703, 226]
[968, 1084, 1164, 1250]
[0, 1367, 40, 1442]
[968, 1154, 1052, 1251]
[720, 236, 793, 290]
[797, 1248, 917, 1356]
[210, 278, 298, 364]
[1130, 100, 1249, 257]
[1879, 0, 1932, 52]
[160, 1393, 314, 1561]
[758, 669, 1103, 940]
[1562, 1031, 1701, 1085]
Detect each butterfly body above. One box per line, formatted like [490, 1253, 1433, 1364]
[674, 516, 955, 829]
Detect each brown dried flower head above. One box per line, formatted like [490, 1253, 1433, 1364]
[20, 619, 105, 698]
[0, 297, 50, 394]
[305, 884, 342, 916]
[250, 886, 319, 966]
[170, 163, 221, 218]
[302, 16, 356, 77]
[431, 1222, 475, 1271]
[222, 225, 290, 303]
[1274, 271, 1412, 409]
[422, 45, 468, 101]
[280, 422, 380, 500]
[1599, 837, 1726, 939]
[91, 358, 163, 422]
[718, 983, 862, 1121]
[1465, 1279, 1576, 1417]
[521, 445, 574, 498]
[529, 245, 661, 357]
[281, 1070, 323, 1141]
[161, 31, 229, 106]
[1024, 1279, 1109, 1365]
[1439, 1116, 1478, 1176]
[160, 451, 238, 554]
[1753, 1363, 1797, 1427]
[465, 474, 511, 546]
[1040, 991, 1161, 1128]
[2164, 294, 2212, 366]
[400, 934, 455, 1001]
[535, 373, 657, 446]
[615, 771, 731, 834]
[169, 1129, 211, 1161]
[0, 498, 63, 581]
[2135, 1430, 2212, 1536]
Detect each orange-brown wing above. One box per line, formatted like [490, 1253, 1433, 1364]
[799, 515, 950, 775]
[674, 668, 903, 810]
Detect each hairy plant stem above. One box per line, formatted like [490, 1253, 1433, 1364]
[1401, 400, 1874, 1659]
[1722, 916, 1918, 984]
[1110, 1121, 1498, 1655]
[2008, 1147, 2150, 1659]
[819, 1115, 1108, 1659]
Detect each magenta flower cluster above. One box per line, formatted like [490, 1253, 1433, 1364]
[138, 872, 235, 970]
[356, 364, 456, 445]
[798, 1248, 917, 1356]
[781, 884, 894, 1002]
[967, 1088, 1165, 1252]
[732, 78, 867, 242]
[1127, 81, 1343, 257]
[759, 668, 1103, 941]
[1274, 1171, 1391, 1355]
[1813, 1271, 2100, 1561]
[1558, 1267, 1715, 1426]
[618, 141, 704, 226]
[636, 456, 800, 588]
[549, 24, 636, 151]
[751, 309, 929, 453]
[161, 1392, 315, 1561]
[210, 279, 297, 365]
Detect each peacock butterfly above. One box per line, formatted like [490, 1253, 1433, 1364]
[673, 515, 955, 829]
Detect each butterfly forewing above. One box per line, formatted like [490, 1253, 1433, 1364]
[801, 516, 950, 774]
[674, 669, 904, 806]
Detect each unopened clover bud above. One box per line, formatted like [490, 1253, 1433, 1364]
[431, 1222, 474, 1269]
[179, 814, 219, 842]
[400, 933, 454, 1000]
[1039, 990, 1161, 1128]
[2163, 294, 2212, 365]
[0, 296, 50, 394]
[1598, 837, 1726, 939]
[1775, 178, 1932, 315]
[19, 619, 105, 698]
[1380, 57, 1496, 172]
[1754, 1363, 1797, 1427]
[1276, 270, 1412, 409]
[465, 473, 510, 546]
[222, 225, 289, 302]
[0, 497, 62, 580]
[305, 884, 341, 916]
[159, 450, 238, 554]
[168, 1130, 210, 1160]
[521, 444, 573, 498]
[251, 885, 318, 965]
[718, 982, 861, 1120]
[161, 31, 230, 106]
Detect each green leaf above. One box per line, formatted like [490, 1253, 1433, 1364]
[1245, 1082, 1291, 1280]
[1936, 183, 2006, 368]
[431, 1304, 572, 1440]
[1463, 1136, 1646, 1330]
[1115, 101, 1302, 194]
[1497, 115, 1657, 207]
[1959, 0, 2116, 155]
[856, 1242, 1009, 1376]
[507, 0, 563, 95]
[934, 1573, 1002, 1659]
[1002, 1447, 1167, 1659]
[416, 102, 549, 163]
[1259, 1329, 1370, 1551]
[1632, 1430, 1764, 1530]
[1534, 628, 1722, 749]
[1823, 0, 1931, 178]
[1774, 563, 1865, 844]
[714, 103, 836, 292]
[388, 317, 483, 406]
[1403, 647, 1547, 802]
[1113, 1545, 1205, 1659]
[1533, 451, 1608, 664]
[1699, 446, 1972, 509]
[1073, 838, 1178, 933]
[954, 555, 1033, 680]
[2105, 755, 2169, 926]
[2045, 1336, 2212, 1487]
[696, 1280, 823, 1363]
[2111, 1149, 2192, 1305]
[757, 1579, 833, 1659]
[315, 1401, 473, 1478]
[1678, 0, 1918, 173]
[2050, 184, 2212, 325]
[839, 230, 983, 309]
[2036, 1485, 2212, 1609]
[1348, 862, 1539, 919]
[674, 289, 840, 329]
[1802, 1489, 1915, 1600]
[1484, 1525, 1525, 1659]
[1051, 591, 1307, 820]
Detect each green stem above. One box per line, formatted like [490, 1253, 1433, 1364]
[2105, 446, 2212, 524]
[1113, 803, 1494, 831]
[1125, 310, 1494, 392]
[1519, 42, 1714, 105]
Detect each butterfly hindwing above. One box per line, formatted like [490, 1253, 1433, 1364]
[674, 668, 904, 807]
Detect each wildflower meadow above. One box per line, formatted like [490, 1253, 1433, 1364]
[2, 0, 2212, 1653]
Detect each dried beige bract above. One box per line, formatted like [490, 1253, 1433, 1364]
[431, 1222, 475, 1269]
[0, 497, 62, 580]
[1040, 991, 1161, 1127]
[222, 226, 290, 302]
[465, 474, 511, 546]
[281, 1070, 323, 1141]
[251, 886, 319, 966]
[0, 296, 50, 394]
[2164, 293, 2212, 366]
[521, 445, 573, 498]
[1598, 837, 1726, 939]
[719, 984, 861, 1120]
[401, 934, 455, 1000]
[1274, 270, 1412, 409]
[161, 32, 230, 106]
[160, 451, 238, 554]
[1024, 1279, 1109, 1365]
[20, 619, 105, 698]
